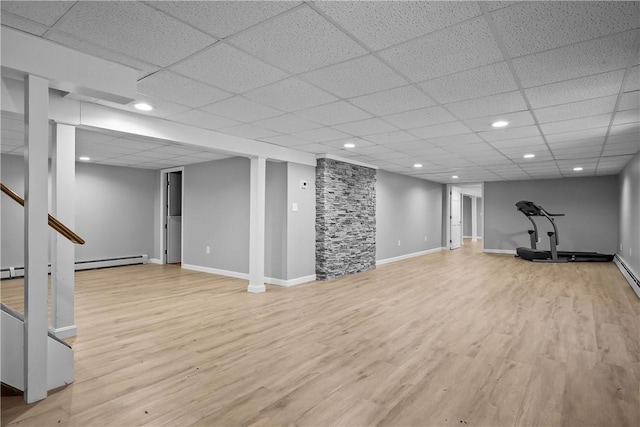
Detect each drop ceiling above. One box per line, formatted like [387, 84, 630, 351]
[1, 1, 638, 183]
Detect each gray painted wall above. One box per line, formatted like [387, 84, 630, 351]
[183, 157, 250, 274]
[286, 162, 316, 280]
[265, 161, 287, 280]
[1, 154, 156, 267]
[376, 170, 444, 261]
[484, 176, 619, 253]
[477, 197, 483, 238]
[618, 153, 640, 278]
[463, 195, 472, 237]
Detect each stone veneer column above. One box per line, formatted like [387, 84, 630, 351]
[316, 158, 376, 280]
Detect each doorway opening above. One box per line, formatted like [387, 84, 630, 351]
[446, 183, 483, 251]
[162, 168, 183, 265]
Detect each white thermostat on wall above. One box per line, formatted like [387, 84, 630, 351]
[300, 180, 307, 189]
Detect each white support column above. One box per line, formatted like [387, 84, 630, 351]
[471, 196, 478, 242]
[248, 157, 266, 293]
[51, 123, 76, 338]
[23, 74, 49, 403]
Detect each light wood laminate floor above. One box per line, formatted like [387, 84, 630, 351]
[2, 241, 639, 426]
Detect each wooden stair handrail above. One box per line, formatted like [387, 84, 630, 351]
[1, 182, 85, 245]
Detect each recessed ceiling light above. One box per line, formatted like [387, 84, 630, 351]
[78, 156, 90, 161]
[134, 102, 153, 111]
[523, 153, 535, 159]
[343, 142, 356, 148]
[491, 120, 509, 128]
[452, 175, 459, 179]
[414, 163, 423, 168]
[573, 167, 583, 171]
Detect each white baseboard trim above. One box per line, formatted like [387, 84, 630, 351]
[51, 325, 77, 339]
[376, 247, 444, 266]
[266, 274, 317, 287]
[148, 258, 162, 265]
[614, 256, 640, 298]
[483, 249, 517, 255]
[181, 263, 249, 281]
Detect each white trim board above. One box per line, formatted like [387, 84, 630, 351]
[182, 263, 249, 281]
[376, 247, 444, 266]
[316, 154, 378, 170]
[266, 275, 317, 287]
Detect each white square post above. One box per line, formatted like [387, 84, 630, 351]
[248, 157, 266, 293]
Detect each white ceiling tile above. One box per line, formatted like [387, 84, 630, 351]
[230, 5, 366, 74]
[383, 106, 457, 129]
[384, 140, 436, 152]
[292, 127, 351, 143]
[294, 143, 341, 154]
[408, 121, 473, 139]
[443, 142, 495, 153]
[321, 138, 377, 150]
[150, 1, 298, 38]
[1, 1, 74, 26]
[138, 71, 232, 108]
[613, 109, 640, 126]
[619, 91, 640, 111]
[490, 136, 546, 149]
[296, 101, 372, 126]
[624, 66, 640, 92]
[552, 146, 604, 160]
[130, 150, 177, 160]
[219, 124, 281, 139]
[55, 2, 216, 67]
[491, 2, 640, 58]
[333, 118, 398, 136]
[545, 127, 609, 143]
[419, 62, 518, 104]
[302, 55, 406, 98]
[107, 138, 160, 151]
[167, 109, 241, 131]
[366, 150, 410, 161]
[316, 1, 481, 51]
[609, 122, 640, 137]
[547, 137, 605, 150]
[244, 78, 337, 112]
[479, 125, 541, 142]
[525, 70, 625, 109]
[540, 114, 612, 135]
[45, 31, 160, 79]
[445, 91, 528, 120]
[606, 133, 640, 146]
[202, 96, 282, 122]
[603, 145, 639, 157]
[259, 134, 311, 147]
[485, 2, 521, 12]
[364, 130, 419, 144]
[378, 17, 503, 82]
[513, 31, 636, 88]
[534, 96, 617, 124]
[598, 155, 636, 166]
[172, 43, 288, 94]
[96, 96, 190, 119]
[348, 85, 435, 116]
[463, 111, 536, 132]
[254, 114, 321, 134]
[1, 12, 49, 36]
[430, 133, 484, 147]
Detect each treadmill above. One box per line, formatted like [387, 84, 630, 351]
[515, 200, 614, 263]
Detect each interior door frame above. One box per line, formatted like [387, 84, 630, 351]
[449, 185, 463, 250]
[445, 183, 485, 251]
[159, 166, 184, 265]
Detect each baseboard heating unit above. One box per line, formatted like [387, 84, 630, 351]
[614, 255, 640, 298]
[0, 254, 148, 279]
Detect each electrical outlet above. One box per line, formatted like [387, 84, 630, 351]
[206, 246, 210, 254]
[537, 238, 542, 243]
[620, 243, 623, 251]
[424, 236, 428, 242]
[398, 240, 401, 246]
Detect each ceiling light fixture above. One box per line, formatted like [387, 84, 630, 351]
[79, 156, 90, 161]
[134, 102, 154, 111]
[491, 120, 509, 128]
[343, 142, 356, 148]
[573, 167, 583, 171]
[452, 175, 459, 179]
[414, 163, 423, 168]
[523, 153, 535, 159]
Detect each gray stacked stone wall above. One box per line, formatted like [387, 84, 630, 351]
[316, 158, 376, 280]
